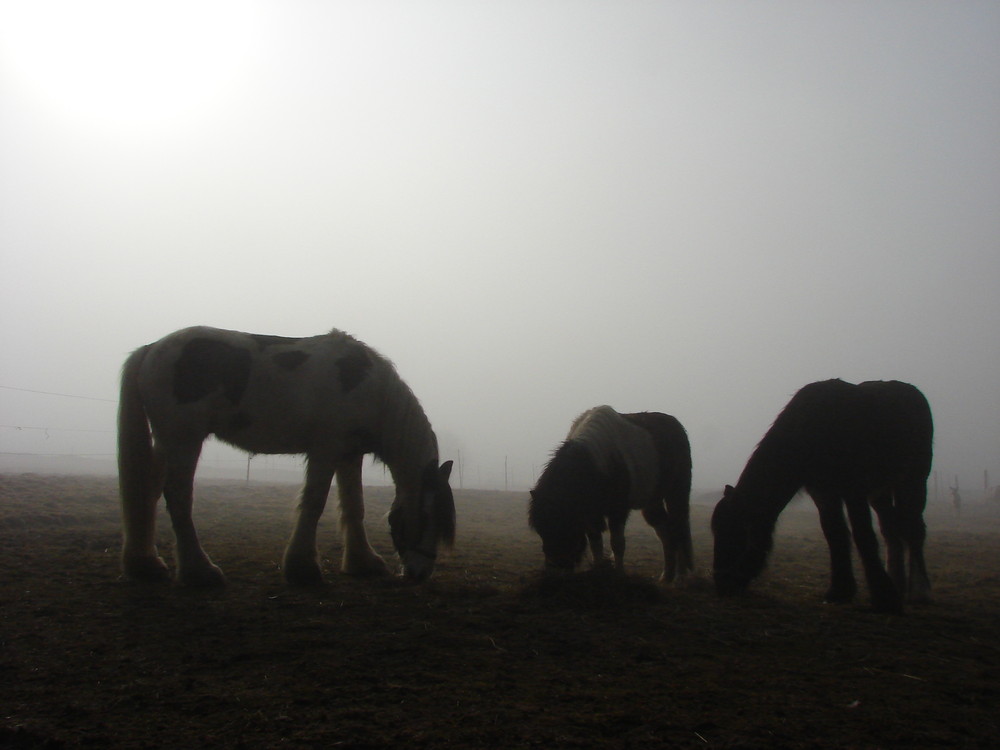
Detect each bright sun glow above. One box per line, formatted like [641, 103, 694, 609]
[0, 1, 260, 136]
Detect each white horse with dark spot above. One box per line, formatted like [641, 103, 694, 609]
[118, 325, 454, 586]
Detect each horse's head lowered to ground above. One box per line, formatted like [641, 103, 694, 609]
[711, 485, 775, 596]
[389, 458, 455, 582]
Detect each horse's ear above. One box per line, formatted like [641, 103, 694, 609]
[439, 460, 453, 482]
[723, 485, 735, 497]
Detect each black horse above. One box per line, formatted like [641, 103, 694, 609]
[711, 379, 933, 614]
[529, 406, 692, 582]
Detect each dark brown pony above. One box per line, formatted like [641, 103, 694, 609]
[529, 406, 692, 582]
[712, 379, 932, 613]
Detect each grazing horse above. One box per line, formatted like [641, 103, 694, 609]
[528, 406, 692, 582]
[711, 379, 932, 614]
[118, 326, 454, 586]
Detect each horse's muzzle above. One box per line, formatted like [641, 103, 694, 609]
[400, 551, 435, 583]
[712, 569, 749, 597]
[543, 561, 574, 577]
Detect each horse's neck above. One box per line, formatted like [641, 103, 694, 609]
[377, 384, 438, 490]
[736, 437, 804, 516]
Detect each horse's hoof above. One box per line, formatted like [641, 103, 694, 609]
[823, 592, 856, 605]
[283, 557, 324, 586]
[177, 564, 227, 588]
[122, 555, 172, 584]
[823, 583, 857, 604]
[907, 582, 932, 605]
[870, 593, 904, 615]
[341, 552, 390, 577]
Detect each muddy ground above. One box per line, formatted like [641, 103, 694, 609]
[1, 473, 998, 749]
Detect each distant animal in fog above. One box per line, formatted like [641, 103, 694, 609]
[711, 379, 933, 614]
[529, 406, 692, 582]
[118, 325, 454, 586]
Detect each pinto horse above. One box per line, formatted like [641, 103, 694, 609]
[529, 406, 692, 582]
[118, 326, 454, 586]
[711, 379, 932, 614]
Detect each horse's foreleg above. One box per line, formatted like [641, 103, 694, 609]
[813, 492, 856, 604]
[283, 458, 335, 585]
[335, 456, 390, 577]
[163, 444, 225, 587]
[845, 494, 902, 614]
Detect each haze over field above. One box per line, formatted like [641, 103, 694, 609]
[1, 2, 997, 494]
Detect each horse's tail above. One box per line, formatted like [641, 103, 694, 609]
[118, 346, 166, 577]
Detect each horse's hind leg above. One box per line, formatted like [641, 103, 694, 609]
[604, 518, 628, 571]
[162, 443, 226, 587]
[587, 527, 606, 567]
[335, 455, 390, 577]
[845, 493, 902, 614]
[896, 478, 931, 603]
[812, 492, 856, 604]
[120, 444, 169, 582]
[641, 502, 676, 582]
[283, 457, 335, 585]
[871, 492, 905, 594]
[673, 509, 694, 579]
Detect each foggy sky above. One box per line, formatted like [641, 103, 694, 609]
[1, 2, 998, 494]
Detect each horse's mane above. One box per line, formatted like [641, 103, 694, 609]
[733, 382, 836, 502]
[735, 379, 932, 509]
[528, 439, 601, 533]
[567, 406, 659, 509]
[361, 343, 439, 483]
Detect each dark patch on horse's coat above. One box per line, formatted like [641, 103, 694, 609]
[229, 412, 253, 432]
[173, 338, 252, 405]
[335, 345, 372, 392]
[272, 350, 309, 371]
[348, 428, 381, 456]
[249, 333, 298, 349]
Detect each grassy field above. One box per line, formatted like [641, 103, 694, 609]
[1, 473, 998, 748]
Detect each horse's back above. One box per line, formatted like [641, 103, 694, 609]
[132, 326, 387, 455]
[788, 379, 932, 488]
[623, 412, 692, 499]
[622, 412, 689, 453]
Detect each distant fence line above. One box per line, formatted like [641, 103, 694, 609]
[0, 384, 117, 403]
[5, 384, 988, 496]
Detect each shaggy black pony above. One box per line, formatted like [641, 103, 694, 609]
[711, 379, 933, 614]
[528, 406, 692, 582]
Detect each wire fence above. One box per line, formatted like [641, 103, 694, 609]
[0, 383, 532, 489]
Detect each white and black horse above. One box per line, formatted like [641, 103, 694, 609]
[118, 326, 454, 586]
[528, 406, 693, 582]
[711, 379, 933, 614]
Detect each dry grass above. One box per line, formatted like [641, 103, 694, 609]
[1, 473, 998, 748]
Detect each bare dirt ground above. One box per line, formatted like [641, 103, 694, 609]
[1, 473, 998, 749]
